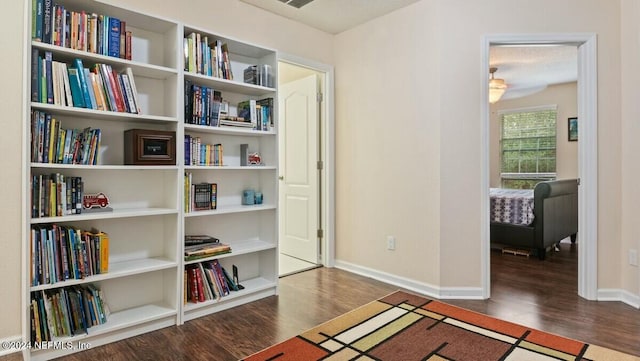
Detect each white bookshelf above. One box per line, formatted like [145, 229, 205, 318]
[22, 0, 279, 359]
[23, 1, 182, 360]
[180, 23, 279, 323]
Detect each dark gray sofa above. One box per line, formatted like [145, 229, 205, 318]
[490, 179, 578, 260]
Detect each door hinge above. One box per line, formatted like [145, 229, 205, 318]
[317, 92, 323, 102]
[317, 229, 324, 239]
[317, 160, 323, 170]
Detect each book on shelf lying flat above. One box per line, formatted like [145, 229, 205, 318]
[184, 242, 231, 261]
[185, 234, 220, 245]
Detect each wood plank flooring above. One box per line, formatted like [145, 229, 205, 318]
[3, 242, 639, 360]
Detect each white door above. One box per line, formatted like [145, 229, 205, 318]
[278, 74, 319, 264]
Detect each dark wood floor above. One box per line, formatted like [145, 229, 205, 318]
[3, 242, 639, 360]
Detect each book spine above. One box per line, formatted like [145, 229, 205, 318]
[125, 31, 132, 60]
[98, 64, 117, 111]
[118, 74, 133, 113]
[60, 63, 72, 107]
[107, 17, 120, 58]
[64, 10, 71, 48]
[73, 59, 92, 108]
[42, 0, 52, 44]
[83, 68, 97, 110]
[44, 51, 53, 104]
[110, 71, 126, 112]
[66, 68, 84, 108]
[119, 21, 126, 59]
[124, 68, 140, 113]
[34, 0, 44, 41]
[31, 48, 40, 102]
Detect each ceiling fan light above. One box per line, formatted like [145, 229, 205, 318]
[489, 67, 507, 103]
[489, 87, 506, 103]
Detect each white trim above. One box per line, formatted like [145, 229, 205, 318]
[0, 335, 23, 357]
[22, 0, 31, 357]
[576, 36, 598, 300]
[496, 104, 558, 115]
[597, 289, 640, 309]
[334, 260, 484, 300]
[482, 33, 598, 301]
[480, 38, 491, 299]
[276, 52, 336, 268]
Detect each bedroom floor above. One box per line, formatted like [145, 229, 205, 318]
[3, 240, 639, 361]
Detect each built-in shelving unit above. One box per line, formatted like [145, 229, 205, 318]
[22, 0, 278, 359]
[180, 23, 278, 322]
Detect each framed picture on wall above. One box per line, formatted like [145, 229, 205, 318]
[568, 117, 578, 141]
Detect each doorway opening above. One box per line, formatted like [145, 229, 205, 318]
[277, 57, 335, 276]
[481, 34, 598, 300]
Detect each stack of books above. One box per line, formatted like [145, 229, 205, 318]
[184, 235, 231, 261]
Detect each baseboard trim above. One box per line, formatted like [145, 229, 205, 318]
[0, 335, 23, 357]
[597, 288, 640, 309]
[334, 260, 484, 300]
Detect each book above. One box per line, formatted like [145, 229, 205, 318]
[31, 48, 40, 102]
[66, 68, 84, 107]
[83, 68, 97, 110]
[73, 59, 92, 108]
[192, 183, 217, 211]
[34, 0, 44, 41]
[184, 243, 231, 261]
[185, 235, 220, 245]
[44, 51, 53, 104]
[42, 0, 53, 44]
[120, 73, 138, 114]
[107, 17, 120, 58]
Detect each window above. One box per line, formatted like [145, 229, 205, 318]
[500, 107, 557, 189]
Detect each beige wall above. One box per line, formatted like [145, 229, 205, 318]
[489, 82, 578, 187]
[0, 0, 333, 342]
[334, 0, 628, 290]
[621, 0, 640, 295]
[334, 0, 442, 285]
[0, 0, 27, 341]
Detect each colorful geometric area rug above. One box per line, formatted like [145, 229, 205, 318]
[243, 291, 639, 361]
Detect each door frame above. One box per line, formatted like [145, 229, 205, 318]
[277, 52, 335, 267]
[480, 33, 598, 300]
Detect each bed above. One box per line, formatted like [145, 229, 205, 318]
[490, 179, 578, 260]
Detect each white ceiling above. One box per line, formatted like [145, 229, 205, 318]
[239, 0, 421, 34]
[490, 45, 578, 101]
[238, 0, 578, 101]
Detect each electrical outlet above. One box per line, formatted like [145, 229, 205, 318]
[387, 236, 396, 250]
[629, 249, 638, 267]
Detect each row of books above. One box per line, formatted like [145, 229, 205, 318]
[184, 81, 222, 126]
[32, 174, 83, 218]
[31, 225, 109, 286]
[31, 110, 102, 165]
[32, 0, 132, 59]
[184, 135, 223, 166]
[32, 50, 141, 114]
[235, 98, 274, 131]
[185, 260, 240, 304]
[30, 285, 108, 343]
[184, 174, 217, 213]
[184, 32, 233, 80]
[184, 235, 231, 261]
